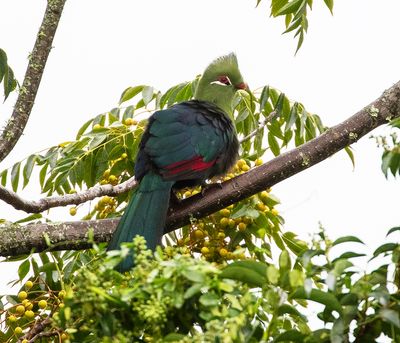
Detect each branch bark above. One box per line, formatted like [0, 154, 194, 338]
[0, 81, 399, 257]
[0, 0, 67, 163]
[0, 176, 137, 213]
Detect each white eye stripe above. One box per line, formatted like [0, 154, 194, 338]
[210, 80, 230, 86]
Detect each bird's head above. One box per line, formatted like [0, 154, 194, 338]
[194, 53, 247, 115]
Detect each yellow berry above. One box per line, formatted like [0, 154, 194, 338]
[219, 248, 228, 257]
[8, 315, 17, 323]
[193, 230, 205, 240]
[22, 340, 28, 343]
[256, 203, 266, 212]
[219, 217, 229, 227]
[18, 291, 28, 301]
[108, 175, 117, 183]
[15, 305, 25, 315]
[25, 280, 33, 290]
[69, 207, 77, 216]
[121, 152, 128, 159]
[241, 164, 250, 172]
[238, 222, 247, 231]
[61, 333, 68, 340]
[219, 209, 230, 217]
[228, 219, 236, 228]
[260, 191, 269, 201]
[124, 118, 134, 126]
[255, 158, 263, 166]
[58, 290, 66, 299]
[14, 326, 23, 335]
[59, 303, 65, 308]
[201, 247, 210, 255]
[93, 124, 102, 130]
[23, 301, 33, 310]
[24, 310, 35, 319]
[38, 300, 47, 309]
[217, 232, 226, 239]
[103, 169, 111, 178]
[271, 208, 279, 216]
[243, 217, 253, 224]
[237, 159, 246, 168]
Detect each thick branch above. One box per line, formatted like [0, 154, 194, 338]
[0, 81, 399, 256]
[0, 176, 137, 213]
[0, 0, 67, 163]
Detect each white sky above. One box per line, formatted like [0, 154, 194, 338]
[0, 0, 399, 307]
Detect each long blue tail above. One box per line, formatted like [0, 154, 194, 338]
[107, 172, 173, 272]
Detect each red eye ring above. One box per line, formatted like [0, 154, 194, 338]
[217, 75, 231, 85]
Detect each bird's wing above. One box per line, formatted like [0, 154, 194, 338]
[142, 101, 231, 181]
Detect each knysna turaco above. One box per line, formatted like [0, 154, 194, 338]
[108, 53, 247, 271]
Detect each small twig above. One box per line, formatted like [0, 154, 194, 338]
[240, 110, 277, 143]
[0, 0, 67, 163]
[0, 176, 137, 213]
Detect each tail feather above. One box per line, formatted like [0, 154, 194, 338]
[107, 172, 173, 271]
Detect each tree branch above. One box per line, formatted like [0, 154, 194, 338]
[0, 176, 137, 213]
[0, 81, 399, 257]
[0, 0, 67, 163]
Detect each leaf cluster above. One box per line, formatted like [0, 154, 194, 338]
[256, 0, 334, 52]
[0, 48, 17, 101]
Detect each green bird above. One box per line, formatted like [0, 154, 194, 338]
[108, 53, 247, 271]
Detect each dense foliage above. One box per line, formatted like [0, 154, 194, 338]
[0, 76, 398, 342]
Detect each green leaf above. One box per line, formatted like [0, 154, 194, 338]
[220, 260, 268, 287]
[4, 65, 16, 101]
[380, 309, 400, 328]
[14, 213, 42, 224]
[295, 29, 304, 54]
[0, 48, 7, 83]
[18, 259, 31, 280]
[230, 203, 259, 219]
[387, 226, 400, 236]
[259, 85, 270, 112]
[119, 85, 143, 104]
[285, 102, 298, 132]
[332, 236, 364, 246]
[39, 162, 48, 189]
[11, 162, 21, 192]
[289, 269, 305, 287]
[344, 146, 355, 169]
[274, 329, 306, 342]
[199, 293, 219, 307]
[290, 287, 342, 314]
[268, 131, 280, 156]
[163, 333, 186, 342]
[142, 86, 154, 106]
[267, 265, 279, 284]
[323, 0, 334, 14]
[182, 269, 205, 283]
[23, 154, 37, 189]
[277, 304, 306, 319]
[371, 243, 398, 259]
[76, 118, 94, 139]
[0, 169, 7, 186]
[275, 0, 303, 16]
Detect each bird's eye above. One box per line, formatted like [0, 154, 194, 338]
[218, 75, 231, 85]
[210, 75, 232, 87]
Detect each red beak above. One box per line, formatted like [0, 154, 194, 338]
[236, 82, 248, 90]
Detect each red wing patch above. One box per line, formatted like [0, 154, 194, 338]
[164, 155, 216, 176]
